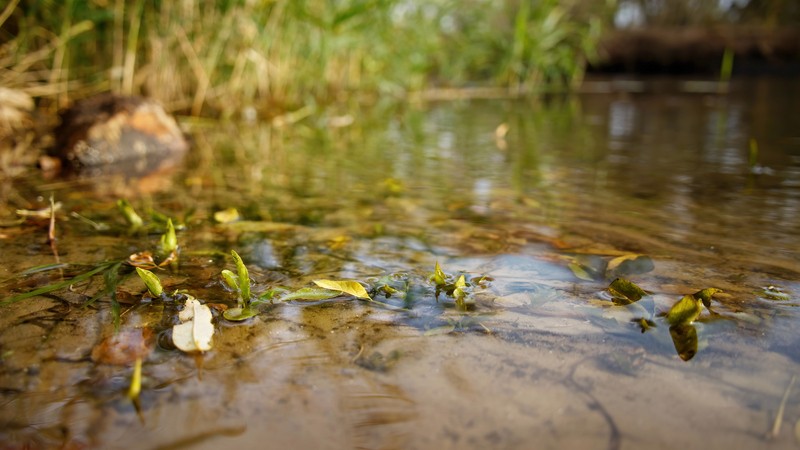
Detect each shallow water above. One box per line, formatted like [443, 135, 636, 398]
[1, 77, 800, 449]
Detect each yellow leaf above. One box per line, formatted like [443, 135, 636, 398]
[128, 358, 142, 400]
[213, 208, 240, 224]
[313, 279, 371, 300]
[173, 297, 214, 353]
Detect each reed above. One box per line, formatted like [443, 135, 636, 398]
[1, 0, 611, 116]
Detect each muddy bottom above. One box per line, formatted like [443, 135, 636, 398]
[1, 77, 800, 449]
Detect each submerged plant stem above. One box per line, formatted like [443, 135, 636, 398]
[770, 374, 796, 439]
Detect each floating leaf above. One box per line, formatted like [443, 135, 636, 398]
[607, 278, 649, 305]
[280, 287, 341, 302]
[606, 254, 655, 277]
[566, 254, 606, 281]
[313, 279, 371, 300]
[693, 287, 722, 308]
[214, 208, 240, 224]
[568, 261, 595, 281]
[173, 297, 214, 353]
[255, 287, 289, 304]
[761, 286, 790, 301]
[223, 307, 258, 321]
[669, 324, 698, 361]
[221, 269, 239, 291]
[231, 250, 251, 304]
[135, 267, 163, 297]
[666, 294, 703, 326]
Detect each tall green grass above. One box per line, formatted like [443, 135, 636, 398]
[1, 0, 612, 116]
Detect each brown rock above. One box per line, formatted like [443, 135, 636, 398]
[52, 94, 188, 170]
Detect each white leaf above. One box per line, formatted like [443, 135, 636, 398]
[173, 297, 214, 353]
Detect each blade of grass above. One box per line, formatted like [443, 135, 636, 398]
[0, 262, 117, 307]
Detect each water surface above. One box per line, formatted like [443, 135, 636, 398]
[1, 77, 799, 449]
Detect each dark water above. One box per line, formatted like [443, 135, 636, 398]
[1, 77, 799, 449]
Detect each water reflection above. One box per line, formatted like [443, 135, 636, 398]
[2, 77, 800, 448]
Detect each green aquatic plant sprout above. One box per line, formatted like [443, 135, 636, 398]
[117, 199, 144, 229]
[135, 267, 163, 297]
[231, 250, 251, 304]
[665, 288, 722, 326]
[431, 262, 447, 286]
[221, 250, 257, 321]
[159, 219, 178, 255]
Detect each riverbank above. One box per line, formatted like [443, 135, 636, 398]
[591, 26, 800, 75]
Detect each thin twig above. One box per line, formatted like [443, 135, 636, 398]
[48, 195, 60, 265]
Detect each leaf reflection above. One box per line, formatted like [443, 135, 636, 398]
[669, 324, 698, 361]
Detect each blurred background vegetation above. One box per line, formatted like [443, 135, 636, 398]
[0, 0, 797, 117]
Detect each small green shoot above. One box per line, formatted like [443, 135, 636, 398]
[220, 269, 239, 291]
[431, 261, 447, 286]
[159, 219, 178, 255]
[453, 275, 467, 306]
[117, 199, 144, 229]
[230, 250, 251, 305]
[135, 267, 163, 297]
[693, 287, 721, 308]
[665, 294, 702, 326]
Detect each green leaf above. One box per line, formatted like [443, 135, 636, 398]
[453, 275, 467, 303]
[223, 307, 258, 321]
[160, 219, 178, 254]
[313, 279, 371, 300]
[135, 267, 163, 297]
[607, 278, 649, 305]
[231, 250, 251, 304]
[1, 262, 116, 307]
[568, 261, 595, 281]
[221, 269, 239, 291]
[431, 261, 446, 286]
[254, 287, 288, 304]
[666, 294, 703, 326]
[280, 287, 341, 302]
[693, 287, 722, 308]
[117, 199, 143, 229]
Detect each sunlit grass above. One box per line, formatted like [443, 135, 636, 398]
[2, 0, 611, 115]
